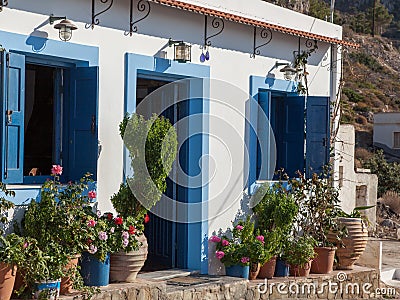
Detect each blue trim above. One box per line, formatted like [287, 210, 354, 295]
[0, 30, 98, 66]
[248, 76, 298, 194]
[0, 30, 99, 204]
[125, 53, 210, 273]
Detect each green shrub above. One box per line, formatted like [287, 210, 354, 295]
[350, 53, 384, 73]
[343, 88, 364, 103]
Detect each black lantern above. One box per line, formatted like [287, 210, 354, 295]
[49, 15, 78, 42]
[168, 39, 191, 63]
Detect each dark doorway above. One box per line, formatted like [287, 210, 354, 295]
[136, 77, 181, 271]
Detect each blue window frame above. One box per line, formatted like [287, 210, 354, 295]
[248, 76, 330, 192]
[0, 50, 98, 184]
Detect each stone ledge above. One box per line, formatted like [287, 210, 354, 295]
[58, 266, 384, 300]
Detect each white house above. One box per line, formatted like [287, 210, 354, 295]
[0, 0, 356, 274]
[374, 112, 400, 158]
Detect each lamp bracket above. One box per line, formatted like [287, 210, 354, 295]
[86, 0, 114, 29]
[0, 0, 8, 12]
[251, 27, 273, 58]
[49, 14, 66, 25]
[168, 39, 184, 46]
[125, 0, 151, 36]
[204, 15, 224, 47]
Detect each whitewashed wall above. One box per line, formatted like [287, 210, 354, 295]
[374, 113, 400, 149]
[3, 0, 342, 271]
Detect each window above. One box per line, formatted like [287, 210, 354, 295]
[256, 91, 330, 179]
[1, 51, 99, 184]
[394, 132, 400, 148]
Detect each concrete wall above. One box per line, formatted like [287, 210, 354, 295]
[335, 125, 377, 229]
[374, 112, 400, 149]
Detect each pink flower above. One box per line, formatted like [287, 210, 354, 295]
[241, 257, 250, 264]
[23, 242, 29, 249]
[256, 235, 265, 244]
[210, 236, 221, 243]
[235, 225, 244, 231]
[122, 231, 129, 240]
[215, 251, 225, 260]
[98, 231, 108, 241]
[87, 220, 97, 227]
[51, 165, 63, 175]
[122, 239, 129, 248]
[110, 227, 115, 233]
[88, 190, 96, 200]
[88, 245, 98, 254]
[221, 239, 229, 246]
[96, 210, 102, 218]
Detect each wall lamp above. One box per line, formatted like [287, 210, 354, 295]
[168, 39, 191, 63]
[275, 62, 298, 81]
[49, 14, 78, 42]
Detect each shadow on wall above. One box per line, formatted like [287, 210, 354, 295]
[25, 30, 48, 52]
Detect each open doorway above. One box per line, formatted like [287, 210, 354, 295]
[136, 77, 187, 271]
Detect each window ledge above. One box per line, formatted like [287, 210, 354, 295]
[6, 184, 42, 190]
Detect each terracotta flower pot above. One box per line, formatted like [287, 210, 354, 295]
[110, 234, 148, 282]
[60, 254, 80, 294]
[249, 262, 260, 280]
[0, 262, 17, 300]
[310, 247, 336, 274]
[332, 217, 368, 270]
[289, 260, 312, 277]
[258, 256, 276, 279]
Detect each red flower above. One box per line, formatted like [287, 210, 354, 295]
[107, 213, 113, 221]
[88, 190, 96, 199]
[87, 238, 93, 244]
[114, 217, 123, 225]
[128, 225, 135, 235]
[144, 214, 150, 224]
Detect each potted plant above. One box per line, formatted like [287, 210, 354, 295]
[252, 180, 298, 278]
[79, 209, 114, 287]
[0, 233, 26, 299]
[109, 113, 177, 282]
[327, 206, 373, 270]
[22, 165, 96, 293]
[285, 235, 316, 277]
[290, 170, 341, 274]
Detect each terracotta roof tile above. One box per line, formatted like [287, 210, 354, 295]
[149, 0, 359, 48]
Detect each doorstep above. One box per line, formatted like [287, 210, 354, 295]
[58, 266, 384, 300]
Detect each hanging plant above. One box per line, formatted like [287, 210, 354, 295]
[293, 41, 318, 95]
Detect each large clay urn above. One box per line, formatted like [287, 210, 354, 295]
[109, 234, 148, 282]
[332, 217, 368, 270]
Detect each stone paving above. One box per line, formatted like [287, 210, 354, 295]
[58, 266, 385, 300]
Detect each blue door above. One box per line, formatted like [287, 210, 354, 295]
[68, 67, 98, 181]
[305, 96, 330, 177]
[0, 52, 25, 183]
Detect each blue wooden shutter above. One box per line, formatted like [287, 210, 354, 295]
[68, 67, 98, 181]
[306, 96, 330, 177]
[0, 52, 25, 183]
[257, 91, 271, 180]
[281, 95, 305, 177]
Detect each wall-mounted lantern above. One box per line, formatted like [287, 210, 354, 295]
[168, 39, 191, 63]
[275, 62, 298, 81]
[49, 15, 78, 42]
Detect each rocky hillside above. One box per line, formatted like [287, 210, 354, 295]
[264, 0, 400, 160]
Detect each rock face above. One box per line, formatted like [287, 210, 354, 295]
[262, 0, 310, 14]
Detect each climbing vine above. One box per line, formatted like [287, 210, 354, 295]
[293, 41, 318, 95]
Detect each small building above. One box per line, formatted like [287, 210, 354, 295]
[0, 0, 354, 274]
[374, 112, 400, 159]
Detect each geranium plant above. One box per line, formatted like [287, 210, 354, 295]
[104, 213, 144, 253]
[211, 218, 269, 267]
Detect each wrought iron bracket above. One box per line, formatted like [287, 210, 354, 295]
[0, 0, 8, 12]
[125, 0, 151, 36]
[86, 0, 114, 29]
[250, 27, 272, 58]
[204, 15, 224, 47]
[294, 37, 318, 57]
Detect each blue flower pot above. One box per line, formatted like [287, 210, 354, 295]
[80, 252, 110, 286]
[274, 257, 289, 277]
[225, 265, 250, 279]
[34, 280, 60, 300]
